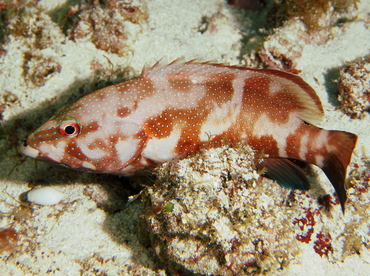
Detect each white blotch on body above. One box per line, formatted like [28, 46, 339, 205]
[39, 141, 66, 163]
[315, 155, 325, 167]
[268, 81, 284, 95]
[142, 128, 181, 162]
[252, 112, 301, 157]
[199, 104, 237, 141]
[79, 142, 106, 159]
[299, 133, 310, 160]
[82, 161, 96, 170]
[115, 137, 143, 166]
[315, 131, 330, 150]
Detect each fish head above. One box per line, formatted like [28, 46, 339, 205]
[22, 102, 148, 174]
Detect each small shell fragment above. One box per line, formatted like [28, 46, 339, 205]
[27, 186, 65, 206]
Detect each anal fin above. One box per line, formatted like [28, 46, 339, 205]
[257, 158, 310, 190]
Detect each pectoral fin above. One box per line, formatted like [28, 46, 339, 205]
[257, 158, 310, 190]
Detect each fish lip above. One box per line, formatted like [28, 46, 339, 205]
[21, 143, 40, 159]
[22, 145, 64, 166]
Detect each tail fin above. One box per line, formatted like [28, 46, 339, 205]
[321, 131, 357, 213]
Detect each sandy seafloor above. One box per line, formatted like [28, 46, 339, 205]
[0, 0, 370, 275]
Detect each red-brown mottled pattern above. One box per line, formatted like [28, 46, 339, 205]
[144, 111, 174, 139]
[23, 60, 357, 210]
[117, 107, 131, 118]
[247, 135, 279, 156]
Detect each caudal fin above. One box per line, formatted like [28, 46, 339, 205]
[321, 131, 357, 212]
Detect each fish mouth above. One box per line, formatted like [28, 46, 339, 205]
[21, 140, 40, 159]
[19, 140, 69, 167]
[21, 140, 60, 164]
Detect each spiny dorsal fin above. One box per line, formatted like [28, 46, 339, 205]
[142, 58, 233, 81]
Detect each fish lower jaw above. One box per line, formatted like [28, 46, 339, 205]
[22, 145, 40, 159]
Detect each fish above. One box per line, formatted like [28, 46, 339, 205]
[22, 59, 357, 211]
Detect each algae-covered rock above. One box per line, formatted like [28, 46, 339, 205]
[142, 145, 301, 275]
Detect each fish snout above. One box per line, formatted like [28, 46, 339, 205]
[21, 139, 41, 159]
[21, 139, 61, 164]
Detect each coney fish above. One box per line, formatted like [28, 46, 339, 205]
[22, 60, 357, 211]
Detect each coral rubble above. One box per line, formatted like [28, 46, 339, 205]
[338, 58, 370, 119]
[142, 145, 301, 275]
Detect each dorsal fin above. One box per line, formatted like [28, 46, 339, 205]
[253, 69, 324, 125]
[141, 58, 234, 81]
[142, 59, 324, 125]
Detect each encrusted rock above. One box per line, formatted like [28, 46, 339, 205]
[141, 145, 300, 275]
[338, 58, 370, 119]
[68, 0, 148, 56]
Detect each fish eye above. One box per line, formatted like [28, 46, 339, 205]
[59, 121, 80, 137]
